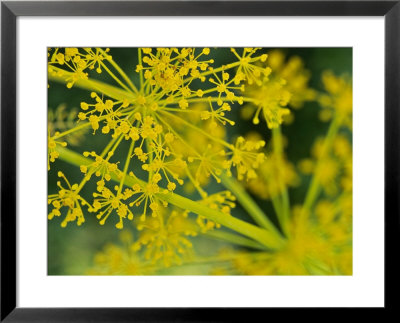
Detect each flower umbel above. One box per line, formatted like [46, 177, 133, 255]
[48, 47, 352, 276]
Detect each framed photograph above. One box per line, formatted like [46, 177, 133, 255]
[1, 0, 399, 321]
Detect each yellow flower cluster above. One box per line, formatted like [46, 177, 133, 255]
[48, 47, 111, 88]
[299, 134, 352, 196]
[48, 104, 87, 146]
[246, 151, 299, 200]
[241, 50, 316, 128]
[48, 47, 275, 230]
[47, 131, 67, 170]
[87, 231, 152, 275]
[47, 48, 352, 275]
[48, 172, 90, 227]
[133, 208, 198, 267]
[318, 71, 352, 128]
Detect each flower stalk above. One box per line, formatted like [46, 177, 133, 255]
[58, 146, 286, 250]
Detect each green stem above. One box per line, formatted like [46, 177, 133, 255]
[184, 61, 241, 83]
[145, 138, 154, 180]
[100, 61, 134, 94]
[270, 195, 283, 220]
[160, 191, 285, 249]
[57, 147, 285, 250]
[204, 230, 267, 250]
[220, 173, 284, 243]
[118, 140, 135, 194]
[138, 48, 144, 89]
[159, 110, 233, 150]
[48, 66, 136, 102]
[302, 117, 341, 216]
[154, 251, 270, 274]
[76, 134, 123, 194]
[272, 126, 291, 236]
[98, 48, 139, 93]
[52, 120, 93, 140]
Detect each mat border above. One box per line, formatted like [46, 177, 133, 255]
[1, 1, 399, 321]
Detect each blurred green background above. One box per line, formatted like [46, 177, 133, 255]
[48, 48, 352, 275]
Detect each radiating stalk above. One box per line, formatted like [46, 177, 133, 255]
[48, 66, 136, 102]
[272, 126, 291, 236]
[58, 147, 286, 250]
[220, 173, 284, 243]
[302, 117, 340, 217]
[204, 230, 268, 250]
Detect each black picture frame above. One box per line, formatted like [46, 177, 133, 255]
[1, 0, 399, 321]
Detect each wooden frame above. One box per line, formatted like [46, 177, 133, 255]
[1, 1, 399, 320]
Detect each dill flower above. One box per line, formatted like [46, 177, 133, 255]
[266, 50, 316, 109]
[318, 71, 352, 128]
[231, 48, 270, 86]
[48, 47, 111, 88]
[48, 104, 87, 146]
[242, 77, 291, 129]
[227, 203, 351, 275]
[48, 171, 91, 227]
[132, 208, 198, 267]
[87, 231, 153, 275]
[299, 135, 352, 196]
[47, 47, 352, 276]
[92, 185, 134, 229]
[47, 131, 67, 170]
[226, 136, 266, 181]
[241, 50, 315, 128]
[246, 151, 299, 200]
[87, 244, 147, 275]
[196, 191, 236, 233]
